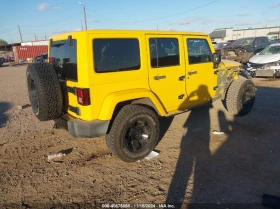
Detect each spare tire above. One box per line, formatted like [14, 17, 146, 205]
[26, 63, 63, 121]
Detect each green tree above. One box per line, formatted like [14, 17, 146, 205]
[0, 39, 8, 46]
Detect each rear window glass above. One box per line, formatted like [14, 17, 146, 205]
[93, 38, 140, 73]
[50, 39, 78, 81]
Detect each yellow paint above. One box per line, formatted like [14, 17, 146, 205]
[182, 35, 218, 107]
[49, 30, 241, 121]
[98, 89, 167, 120]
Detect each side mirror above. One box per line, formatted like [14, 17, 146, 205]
[213, 53, 221, 69]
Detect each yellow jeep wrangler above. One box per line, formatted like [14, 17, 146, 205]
[26, 30, 255, 162]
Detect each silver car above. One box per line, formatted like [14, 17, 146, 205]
[247, 43, 280, 78]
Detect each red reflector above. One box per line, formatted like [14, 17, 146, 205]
[49, 57, 55, 62]
[76, 88, 90, 105]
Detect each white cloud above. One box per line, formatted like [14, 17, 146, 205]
[268, 17, 280, 21]
[167, 27, 176, 31]
[176, 18, 200, 25]
[52, 7, 62, 10]
[237, 14, 249, 17]
[37, 3, 62, 11]
[201, 20, 215, 25]
[37, 3, 49, 11]
[242, 4, 248, 8]
[270, 2, 280, 8]
[235, 21, 262, 26]
[53, 31, 69, 34]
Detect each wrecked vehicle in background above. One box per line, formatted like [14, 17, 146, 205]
[0, 57, 4, 66]
[247, 43, 280, 78]
[214, 42, 228, 54]
[34, 52, 48, 63]
[222, 36, 270, 63]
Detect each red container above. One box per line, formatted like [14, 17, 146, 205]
[12, 45, 48, 61]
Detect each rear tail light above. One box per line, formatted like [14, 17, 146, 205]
[76, 88, 90, 106]
[49, 57, 55, 62]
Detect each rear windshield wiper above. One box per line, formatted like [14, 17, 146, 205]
[52, 43, 66, 47]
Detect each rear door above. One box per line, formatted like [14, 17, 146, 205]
[49, 39, 78, 116]
[183, 36, 218, 107]
[146, 35, 186, 113]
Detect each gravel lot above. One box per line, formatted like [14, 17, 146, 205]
[0, 64, 279, 208]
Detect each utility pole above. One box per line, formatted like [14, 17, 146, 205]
[34, 33, 37, 40]
[79, 2, 87, 30]
[83, 4, 87, 30]
[45, 35, 47, 40]
[81, 20, 84, 30]
[18, 25, 23, 42]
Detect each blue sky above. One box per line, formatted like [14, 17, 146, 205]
[1, 0, 280, 43]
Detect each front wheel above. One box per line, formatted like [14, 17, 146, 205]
[106, 105, 159, 162]
[223, 79, 256, 116]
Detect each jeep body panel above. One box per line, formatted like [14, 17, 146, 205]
[182, 35, 219, 107]
[215, 59, 241, 99]
[48, 30, 241, 124]
[146, 34, 187, 113]
[98, 89, 167, 120]
[49, 32, 89, 119]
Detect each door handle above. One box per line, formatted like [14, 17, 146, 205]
[154, 75, 166, 80]
[179, 75, 185, 81]
[188, 71, 197, 76]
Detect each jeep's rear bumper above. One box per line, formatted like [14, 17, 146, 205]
[54, 114, 110, 138]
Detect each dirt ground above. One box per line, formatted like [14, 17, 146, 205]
[0, 64, 280, 209]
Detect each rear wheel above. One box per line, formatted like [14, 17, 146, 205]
[106, 105, 159, 162]
[223, 79, 256, 116]
[26, 63, 63, 121]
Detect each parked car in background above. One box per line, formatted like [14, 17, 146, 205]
[246, 43, 280, 78]
[222, 36, 270, 63]
[212, 41, 217, 45]
[34, 52, 48, 63]
[269, 39, 280, 44]
[225, 40, 235, 46]
[214, 42, 228, 54]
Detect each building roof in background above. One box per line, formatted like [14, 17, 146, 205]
[209, 30, 226, 39]
[267, 31, 280, 35]
[21, 40, 48, 46]
[234, 26, 280, 31]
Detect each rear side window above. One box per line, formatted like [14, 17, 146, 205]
[50, 39, 77, 81]
[93, 38, 140, 73]
[187, 39, 212, 64]
[149, 38, 179, 68]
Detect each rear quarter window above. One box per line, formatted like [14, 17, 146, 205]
[50, 39, 78, 81]
[93, 38, 140, 73]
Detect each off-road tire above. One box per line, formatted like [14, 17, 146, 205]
[224, 79, 255, 116]
[239, 70, 252, 80]
[26, 63, 63, 121]
[106, 105, 159, 162]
